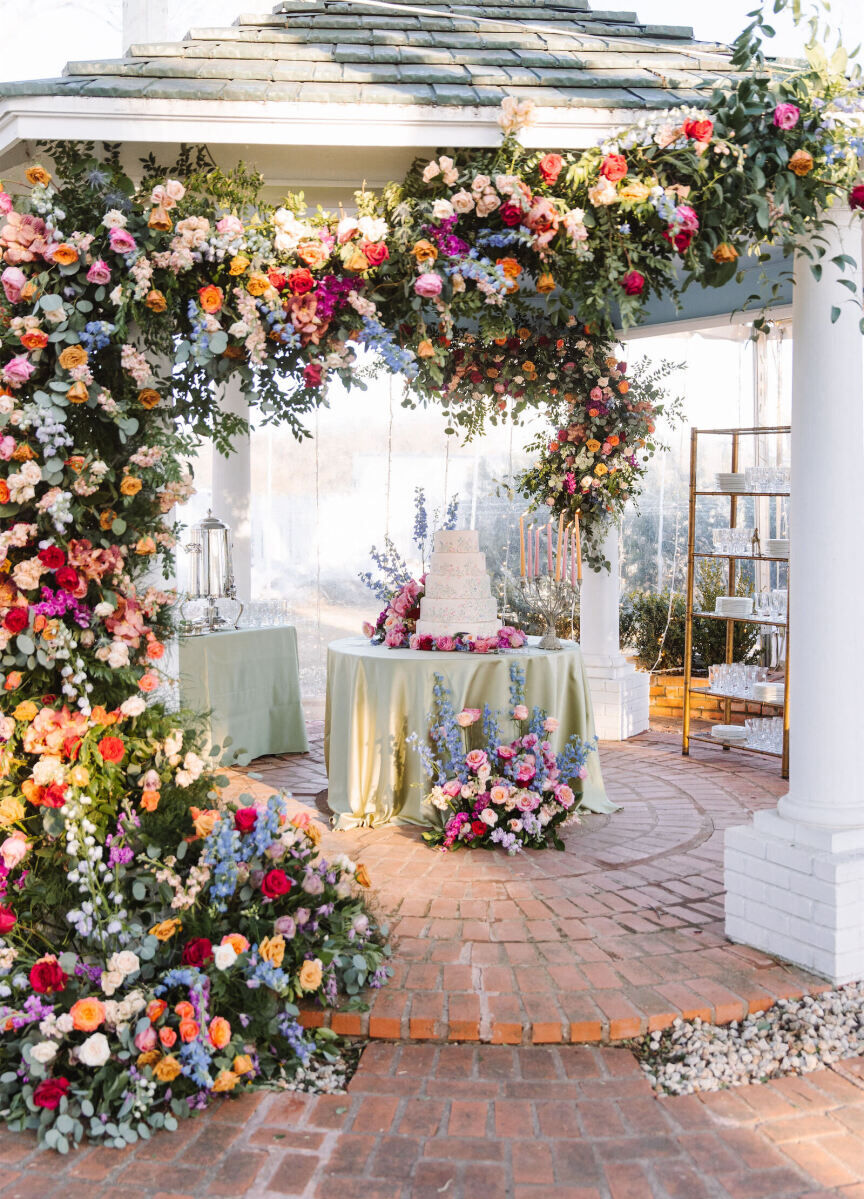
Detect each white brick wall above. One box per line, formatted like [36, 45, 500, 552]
[587, 666, 650, 741]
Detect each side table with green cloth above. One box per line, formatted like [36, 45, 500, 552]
[325, 636, 612, 830]
[179, 626, 309, 761]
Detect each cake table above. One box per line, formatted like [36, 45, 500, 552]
[324, 636, 612, 829]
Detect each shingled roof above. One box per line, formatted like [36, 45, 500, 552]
[0, 0, 742, 110]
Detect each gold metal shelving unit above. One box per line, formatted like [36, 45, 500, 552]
[682, 426, 790, 778]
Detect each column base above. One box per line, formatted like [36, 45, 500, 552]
[582, 654, 650, 741]
[725, 809, 864, 985]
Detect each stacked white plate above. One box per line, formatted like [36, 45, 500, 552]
[753, 682, 785, 705]
[765, 539, 789, 558]
[715, 596, 753, 617]
[711, 724, 747, 741]
[716, 472, 747, 492]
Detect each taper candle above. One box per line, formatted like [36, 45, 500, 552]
[570, 527, 576, 587]
[555, 513, 564, 581]
[526, 523, 533, 578]
[534, 527, 540, 578]
[574, 511, 583, 582]
[561, 522, 568, 583]
[546, 522, 553, 574]
[519, 515, 526, 577]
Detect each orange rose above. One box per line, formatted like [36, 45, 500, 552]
[149, 919, 182, 942]
[416, 340, 436, 359]
[174, 1001, 195, 1020]
[496, 257, 522, 278]
[148, 207, 173, 232]
[411, 239, 438, 263]
[179, 1018, 200, 1043]
[25, 166, 51, 187]
[137, 1050, 162, 1069]
[146, 999, 168, 1022]
[4, 672, 22, 691]
[120, 475, 142, 496]
[135, 537, 156, 556]
[198, 285, 223, 313]
[608, 435, 620, 447]
[586, 439, 601, 453]
[536, 271, 556, 294]
[189, 807, 218, 838]
[212, 1070, 239, 1092]
[221, 933, 250, 955]
[140, 789, 160, 812]
[100, 509, 117, 531]
[145, 290, 167, 312]
[20, 330, 48, 351]
[618, 381, 629, 394]
[355, 864, 371, 888]
[295, 240, 328, 269]
[208, 1016, 231, 1049]
[153, 1055, 182, 1082]
[66, 382, 89, 404]
[52, 244, 78, 266]
[146, 641, 165, 660]
[0, 481, 9, 505]
[159, 1027, 177, 1048]
[788, 149, 814, 177]
[233, 1054, 255, 1076]
[65, 455, 85, 473]
[138, 673, 159, 693]
[58, 345, 89, 370]
[138, 389, 161, 409]
[229, 255, 250, 276]
[70, 997, 105, 1032]
[246, 273, 270, 297]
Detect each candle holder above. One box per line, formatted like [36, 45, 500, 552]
[518, 576, 578, 651]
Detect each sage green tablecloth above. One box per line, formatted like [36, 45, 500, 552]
[324, 636, 611, 829]
[179, 626, 308, 761]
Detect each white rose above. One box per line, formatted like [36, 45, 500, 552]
[120, 696, 146, 718]
[431, 199, 454, 221]
[30, 1041, 57, 1064]
[93, 601, 114, 618]
[102, 209, 127, 229]
[100, 969, 124, 997]
[164, 179, 186, 202]
[450, 190, 475, 214]
[77, 1032, 111, 1068]
[213, 943, 237, 971]
[333, 854, 357, 875]
[163, 730, 183, 757]
[55, 1014, 73, 1034]
[422, 161, 440, 183]
[480, 808, 498, 826]
[108, 950, 140, 978]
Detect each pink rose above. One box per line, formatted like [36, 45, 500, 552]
[473, 637, 497, 654]
[515, 761, 536, 783]
[512, 705, 529, 721]
[578, 766, 588, 779]
[543, 717, 560, 732]
[555, 784, 575, 808]
[2, 355, 35, 387]
[435, 635, 455, 652]
[86, 259, 112, 285]
[517, 792, 539, 812]
[773, 103, 800, 130]
[390, 591, 411, 617]
[0, 192, 11, 216]
[497, 745, 516, 759]
[216, 215, 244, 237]
[109, 227, 137, 255]
[0, 832, 28, 870]
[1, 266, 26, 304]
[0, 436, 14, 461]
[408, 634, 421, 650]
[456, 708, 481, 727]
[134, 1025, 158, 1052]
[442, 780, 462, 798]
[673, 204, 699, 234]
[414, 272, 443, 298]
[362, 621, 375, 639]
[465, 749, 488, 772]
[489, 784, 510, 804]
[384, 626, 406, 648]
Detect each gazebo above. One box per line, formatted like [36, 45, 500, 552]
[1, 0, 861, 985]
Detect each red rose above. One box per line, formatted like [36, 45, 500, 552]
[683, 117, 713, 142]
[268, 269, 287, 291]
[287, 268, 315, 296]
[261, 868, 292, 899]
[303, 363, 323, 389]
[3, 607, 27, 634]
[55, 566, 79, 592]
[663, 228, 693, 254]
[33, 1077, 70, 1110]
[234, 806, 258, 834]
[0, 907, 16, 934]
[97, 735, 125, 763]
[181, 937, 213, 967]
[538, 153, 563, 185]
[38, 546, 65, 570]
[498, 202, 524, 227]
[621, 271, 645, 296]
[361, 241, 389, 266]
[29, 957, 68, 995]
[600, 154, 627, 182]
[850, 184, 864, 211]
[471, 820, 486, 837]
[40, 782, 67, 809]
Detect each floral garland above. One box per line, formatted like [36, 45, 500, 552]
[411, 663, 595, 852]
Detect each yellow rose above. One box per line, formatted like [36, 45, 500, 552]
[66, 382, 89, 404]
[212, 1070, 239, 1092]
[712, 242, 739, 264]
[229, 255, 250, 275]
[246, 273, 270, 297]
[298, 959, 323, 992]
[788, 149, 814, 177]
[259, 934, 286, 968]
[25, 166, 52, 187]
[120, 475, 142, 497]
[13, 701, 38, 722]
[618, 182, 652, 203]
[0, 797, 25, 825]
[69, 765, 90, 787]
[355, 864, 371, 888]
[586, 439, 601, 453]
[411, 239, 438, 263]
[153, 1055, 182, 1083]
[190, 807, 219, 839]
[58, 345, 89, 370]
[594, 462, 609, 476]
[149, 918, 182, 941]
[233, 1054, 255, 1076]
[137, 1050, 162, 1069]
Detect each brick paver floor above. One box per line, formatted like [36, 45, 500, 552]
[232, 726, 828, 1044]
[5, 1043, 864, 1198]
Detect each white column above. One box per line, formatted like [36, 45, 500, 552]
[579, 522, 650, 740]
[211, 378, 252, 606]
[725, 204, 864, 983]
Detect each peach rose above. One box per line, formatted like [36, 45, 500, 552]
[58, 345, 89, 370]
[138, 389, 161, 409]
[149, 919, 182, 942]
[70, 997, 105, 1032]
[208, 1016, 231, 1049]
[24, 166, 52, 187]
[120, 475, 142, 496]
[221, 933, 250, 955]
[295, 240, 328, 269]
[212, 1069, 239, 1092]
[259, 934, 286, 968]
[298, 959, 323, 991]
[153, 1055, 182, 1082]
[66, 382, 89, 404]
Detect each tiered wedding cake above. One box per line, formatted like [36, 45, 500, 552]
[416, 529, 499, 639]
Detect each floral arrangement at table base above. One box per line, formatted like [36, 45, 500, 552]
[412, 663, 596, 853]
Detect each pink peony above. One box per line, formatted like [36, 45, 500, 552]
[1, 266, 26, 304]
[773, 103, 800, 130]
[108, 227, 137, 255]
[86, 259, 112, 285]
[517, 792, 540, 812]
[435, 635, 455, 652]
[512, 704, 529, 720]
[497, 745, 516, 759]
[465, 749, 488, 772]
[2, 355, 35, 386]
[384, 625, 406, 648]
[414, 272, 443, 298]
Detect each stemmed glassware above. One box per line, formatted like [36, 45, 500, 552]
[708, 663, 769, 698]
[745, 716, 784, 752]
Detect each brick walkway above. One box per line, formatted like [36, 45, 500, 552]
[234, 726, 827, 1044]
[6, 1043, 864, 1198]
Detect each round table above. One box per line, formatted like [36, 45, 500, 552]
[324, 636, 611, 829]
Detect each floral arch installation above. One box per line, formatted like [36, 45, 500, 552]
[0, 0, 861, 1148]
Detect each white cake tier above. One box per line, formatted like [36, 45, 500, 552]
[418, 596, 498, 624]
[416, 618, 500, 639]
[428, 551, 487, 577]
[433, 529, 479, 554]
[424, 572, 493, 600]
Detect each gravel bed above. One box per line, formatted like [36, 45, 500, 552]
[633, 983, 864, 1095]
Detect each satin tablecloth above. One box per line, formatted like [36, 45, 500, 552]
[324, 636, 611, 829]
[179, 626, 309, 762]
